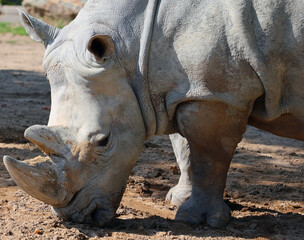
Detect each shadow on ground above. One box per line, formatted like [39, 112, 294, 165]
[60, 202, 304, 239]
[0, 69, 50, 143]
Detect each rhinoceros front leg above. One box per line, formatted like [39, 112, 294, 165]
[175, 101, 248, 227]
[166, 133, 192, 206]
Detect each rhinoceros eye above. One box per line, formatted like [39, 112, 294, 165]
[88, 35, 114, 64]
[91, 133, 110, 148]
[97, 135, 109, 147]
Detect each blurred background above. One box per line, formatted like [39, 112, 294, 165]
[0, 0, 87, 25]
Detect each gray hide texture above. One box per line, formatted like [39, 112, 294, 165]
[3, 0, 304, 228]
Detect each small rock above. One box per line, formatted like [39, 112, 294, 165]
[76, 233, 88, 240]
[12, 205, 18, 211]
[5, 231, 13, 236]
[168, 206, 175, 210]
[35, 229, 43, 235]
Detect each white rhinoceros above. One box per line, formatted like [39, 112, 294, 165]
[3, 0, 304, 227]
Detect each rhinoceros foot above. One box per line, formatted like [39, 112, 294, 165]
[166, 183, 191, 207]
[175, 197, 231, 228]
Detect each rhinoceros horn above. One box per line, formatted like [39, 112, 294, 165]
[3, 126, 73, 207]
[24, 125, 70, 157]
[3, 155, 71, 207]
[17, 9, 60, 47]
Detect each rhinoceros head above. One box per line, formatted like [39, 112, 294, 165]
[4, 9, 147, 225]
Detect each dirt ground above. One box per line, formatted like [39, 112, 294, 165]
[0, 34, 303, 240]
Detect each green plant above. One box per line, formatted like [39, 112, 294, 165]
[56, 19, 65, 29]
[0, 0, 22, 5]
[0, 22, 27, 35]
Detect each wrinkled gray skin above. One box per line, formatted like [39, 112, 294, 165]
[4, 0, 304, 227]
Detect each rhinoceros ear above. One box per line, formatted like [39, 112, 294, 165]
[88, 35, 115, 63]
[17, 9, 60, 48]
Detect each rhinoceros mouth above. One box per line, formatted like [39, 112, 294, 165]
[53, 177, 124, 225]
[53, 192, 116, 226]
